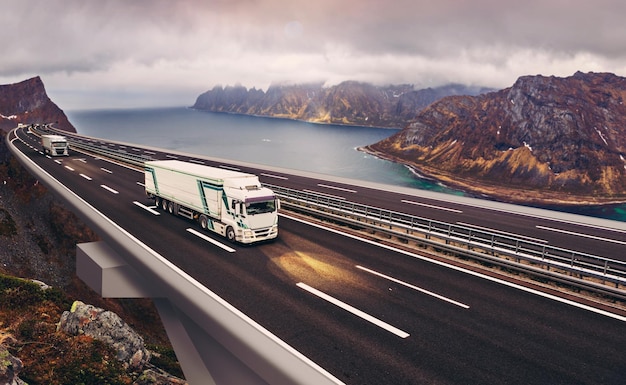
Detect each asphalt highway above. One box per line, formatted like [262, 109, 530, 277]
[9, 127, 626, 384]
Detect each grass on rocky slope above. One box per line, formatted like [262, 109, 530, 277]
[0, 274, 183, 384]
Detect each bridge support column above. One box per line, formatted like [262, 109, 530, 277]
[154, 298, 269, 385]
[76, 241, 269, 384]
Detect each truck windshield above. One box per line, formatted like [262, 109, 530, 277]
[245, 199, 276, 215]
[52, 142, 66, 147]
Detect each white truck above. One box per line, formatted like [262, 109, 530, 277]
[144, 160, 279, 244]
[41, 134, 69, 156]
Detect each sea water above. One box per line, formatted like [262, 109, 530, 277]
[65, 107, 626, 222]
[66, 107, 456, 191]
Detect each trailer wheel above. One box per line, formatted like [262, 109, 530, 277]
[199, 215, 209, 230]
[168, 201, 175, 214]
[226, 226, 236, 242]
[161, 199, 168, 211]
[154, 196, 161, 208]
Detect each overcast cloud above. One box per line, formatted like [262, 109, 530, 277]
[2, 0, 625, 110]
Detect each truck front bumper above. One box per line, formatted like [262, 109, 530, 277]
[240, 225, 278, 243]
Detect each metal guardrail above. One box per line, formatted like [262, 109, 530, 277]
[38, 127, 626, 296]
[32, 125, 154, 168]
[265, 184, 626, 293]
[13, 126, 345, 384]
[69, 140, 154, 168]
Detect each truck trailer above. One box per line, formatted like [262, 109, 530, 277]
[41, 134, 69, 156]
[144, 160, 279, 244]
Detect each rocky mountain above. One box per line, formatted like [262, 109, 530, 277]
[0, 76, 75, 133]
[0, 77, 182, 383]
[364, 72, 626, 204]
[192, 81, 490, 128]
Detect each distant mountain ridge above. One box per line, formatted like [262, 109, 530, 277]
[0, 77, 75, 133]
[192, 81, 490, 128]
[364, 71, 626, 204]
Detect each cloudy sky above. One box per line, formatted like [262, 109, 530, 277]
[2, 0, 626, 110]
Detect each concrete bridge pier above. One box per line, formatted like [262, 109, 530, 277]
[76, 241, 269, 385]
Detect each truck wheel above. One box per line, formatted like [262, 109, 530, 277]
[154, 197, 161, 208]
[199, 215, 209, 230]
[226, 226, 236, 242]
[162, 199, 168, 211]
[168, 201, 175, 214]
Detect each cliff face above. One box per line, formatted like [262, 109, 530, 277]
[366, 72, 626, 204]
[193, 81, 490, 128]
[0, 77, 75, 133]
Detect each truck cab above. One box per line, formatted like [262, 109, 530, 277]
[225, 181, 279, 242]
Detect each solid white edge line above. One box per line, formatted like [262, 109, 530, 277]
[100, 185, 119, 194]
[186, 228, 236, 253]
[281, 213, 626, 323]
[356, 265, 470, 309]
[132, 201, 160, 216]
[297, 282, 410, 338]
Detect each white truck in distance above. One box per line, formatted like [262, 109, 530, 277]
[144, 160, 279, 244]
[41, 134, 69, 156]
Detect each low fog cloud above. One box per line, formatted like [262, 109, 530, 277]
[1, 0, 625, 109]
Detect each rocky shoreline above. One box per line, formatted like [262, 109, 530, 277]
[359, 145, 626, 207]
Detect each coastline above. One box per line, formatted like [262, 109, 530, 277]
[189, 107, 402, 130]
[358, 145, 626, 207]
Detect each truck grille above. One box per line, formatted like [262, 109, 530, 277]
[254, 227, 273, 238]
